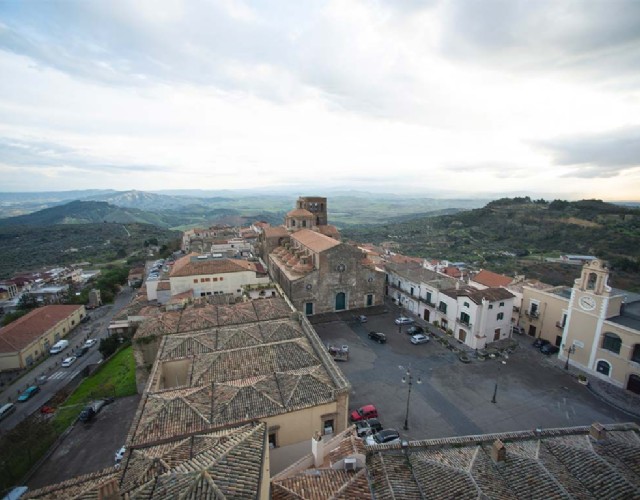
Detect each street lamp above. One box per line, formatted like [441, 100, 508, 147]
[402, 367, 422, 430]
[564, 344, 576, 370]
[491, 360, 507, 404]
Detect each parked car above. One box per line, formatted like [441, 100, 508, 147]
[350, 404, 378, 422]
[49, 339, 69, 354]
[18, 385, 40, 402]
[368, 331, 387, 344]
[79, 398, 111, 422]
[410, 334, 429, 345]
[532, 338, 550, 349]
[406, 325, 424, 335]
[115, 446, 126, 465]
[75, 346, 90, 357]
[355, 418, 383, 438]
[540, 344, 560, 355]
[511, 325, 525, 335]
[355, 315, 367, 323]
[61, 356, 77, 367]
[365, 429, 401, 446]
[394, 316, 414, 325]
[84, 338, 97, 348]
[0, 403, 16, 421]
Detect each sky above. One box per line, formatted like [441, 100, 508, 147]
[0, 0, 639, 200]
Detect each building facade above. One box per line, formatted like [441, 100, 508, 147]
[0, 304, 86, 371]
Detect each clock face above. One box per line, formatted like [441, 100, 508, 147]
[579, 295, 596, 311]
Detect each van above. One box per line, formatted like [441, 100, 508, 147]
[0, 403, 16, 421]
[49, 339, 69, 355]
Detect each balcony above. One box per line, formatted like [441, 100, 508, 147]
[513, 306, 520, 313]
[457, 318, 472, 329]
[555, 321, 566, 329]
[525, 310, 539, 319]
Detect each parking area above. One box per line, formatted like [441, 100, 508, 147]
[315, 303, 635, 442]
[27, 394, 141, 489]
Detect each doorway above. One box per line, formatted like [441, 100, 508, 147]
[335, 292, 346, 311]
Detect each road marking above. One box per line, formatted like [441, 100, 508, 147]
[48, 371, 67, 380]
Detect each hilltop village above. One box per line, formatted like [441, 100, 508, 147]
[1, 196, 639, 498]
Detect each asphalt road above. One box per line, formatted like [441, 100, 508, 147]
[0, 287, 135, 432]
[315, 302, 636, 442]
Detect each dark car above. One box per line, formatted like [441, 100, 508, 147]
[355, 418, 383, 438]
[75, 346, 90, 357]
[406, 325, 424, 335]
[540, 344, 560, 355]
[368, 331, 387, 344]
[532, 338, 550, 349]
[79, 398, 112, 422]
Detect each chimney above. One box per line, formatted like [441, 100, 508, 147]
[312, 431, 324, 467]
[491, 439, 506, 464]
[590, 422, 607, 441]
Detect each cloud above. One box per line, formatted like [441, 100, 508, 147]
[0, 137, 171, 174]
[536, 126, 640, 178]
[438, 0, 640, 83]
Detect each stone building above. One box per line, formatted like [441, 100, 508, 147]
[260, 197, 384, 315]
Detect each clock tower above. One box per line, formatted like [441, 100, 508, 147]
[562, 259, 612, 370]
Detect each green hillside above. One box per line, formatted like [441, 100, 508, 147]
[342, 197, 640, 290]
[0, 223, 180, 278]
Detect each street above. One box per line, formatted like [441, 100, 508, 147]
[0, 286, 135, 432]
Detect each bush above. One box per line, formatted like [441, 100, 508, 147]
[99, 335, 121, 358]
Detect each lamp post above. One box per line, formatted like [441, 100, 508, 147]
[491, 360, 507, 404]
[402, 367, 422, 430]
[564, 344, 576, 370]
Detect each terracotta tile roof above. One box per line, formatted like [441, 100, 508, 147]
[366, 423, 640, 499]
[263, 226, 290, 238]
[170, 255, 260, 278]
[25, 467, 120, 499]
[442, 286, 515, 304]
[472, 270, 514, 288]
[272, 428, 371, 499]
[292, 229, 341, 253]
[156, 281, 171, 291]
[117, 423, 267, 498]
[442, 266, 462, 278]
[130, 314, 349, 446]
[0, 305, 83, 353]
[287, 208, 314, 217]
[317, 224, 341, 239]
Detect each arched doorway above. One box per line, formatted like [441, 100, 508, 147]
[627, 374, 640, 395]
[424, 309, 430, 322]
[335, 292, 346, 311]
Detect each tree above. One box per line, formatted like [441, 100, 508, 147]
[17, 294, 38, 311]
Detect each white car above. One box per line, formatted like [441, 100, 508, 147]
[84, 339, 97, 348]
[61, 356, 77, 367]
[410, 334, 429, 345]
[115, 446, 126, 465]
[394, 316, 414, 325]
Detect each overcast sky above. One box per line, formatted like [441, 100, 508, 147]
[1, 0, 639, 200]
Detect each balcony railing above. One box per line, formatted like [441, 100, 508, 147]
[457, 318, 472, 328]
[555, 321, 565, 329]
[513, 306, 520, 313]
[526, 310, 539, 319]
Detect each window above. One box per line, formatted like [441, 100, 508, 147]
[426, 292, 432, 304]
[212, 278, 218, 282]
[193, 279, 198, 284]
[410, 287, 414, 296]
[200, 278, 206, 282]
[602, 332, 622, 354]
[488, 304, 493, 309]
[220, 277, 224, 281]
[632, 344, 640, 364]
[499, 302, 504, 307]
[305, 302, 313, 315]
[463, 302, 470, 308]
[438, 301, 447, 314]
[497, 313, 504, 320]
[367, 294, 373, 307]
[587, 272, 597, 290]
[596, 360, 611, 376]
[460, 312, 470, 325]
[323, 418, 335, 435]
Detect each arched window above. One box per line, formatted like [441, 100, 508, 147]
[602, 332, 622, 354]
[596, 360, 611, 376]
[631, 344, 640, 364]
[587, 272, 597, 290]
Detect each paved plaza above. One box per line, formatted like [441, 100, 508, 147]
[314, 303, 637, 443]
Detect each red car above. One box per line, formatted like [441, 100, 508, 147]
[350, 404, 378, 422]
